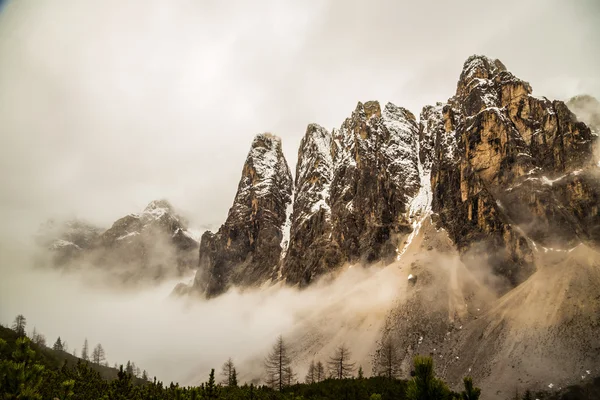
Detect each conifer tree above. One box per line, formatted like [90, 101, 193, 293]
[328, 344, 355, 379]
[142, 370, 149, 381]
[0, 337, 45, 399]
[406, 356, 451, 400]
[91, 344, 106, 364]
[316, 361, 325, 382]
[11, 314, 27, 337]
[31, 327, 46, 347]
[231, 367, 237, 387]
[221, 357, 237, 386]
[305, 360, 316, 384]
[264, 335, 293, 390]
[375, 338, 401, 379]
[461, 376, 481, 400]
[204, 368, 218, 400]
[53, 336, 64, 351]
[358, 365, 364, 379]
[81, 338, 89, 361]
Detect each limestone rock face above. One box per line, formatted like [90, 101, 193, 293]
[281, 102, 422, 286]
[281, 124, 340, 286]
[188, 55, 599, 296]
[330, 101, 421, 265]
[193, 134, 293, 297]
[423, 55, 599, 288]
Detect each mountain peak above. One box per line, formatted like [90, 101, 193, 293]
[459, 54, 506, 82]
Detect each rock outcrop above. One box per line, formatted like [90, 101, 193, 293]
[193, 133, 293, 297]
[423, 55, 599, 288]
[281, 102, 422, 286]
[281, 124, 340, 286]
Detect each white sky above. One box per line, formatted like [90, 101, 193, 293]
[0, 0, 598, 237]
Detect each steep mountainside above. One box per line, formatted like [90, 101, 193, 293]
[192, 133, 293, 297]
[282, 102, 421, 286]
[37, 200, 199, 283]
[423, 55, 598, 289]
[187, 55, 599, 298]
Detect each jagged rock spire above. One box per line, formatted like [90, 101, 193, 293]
[193, 133, 293, 297]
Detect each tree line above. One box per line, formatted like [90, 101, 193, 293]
[2, 314, 494, 399]
[7, 314, 149, 380]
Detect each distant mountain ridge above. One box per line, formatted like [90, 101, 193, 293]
[37, 200, 199, 283]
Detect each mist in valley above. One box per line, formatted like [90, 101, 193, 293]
[1, 0, 600, 397]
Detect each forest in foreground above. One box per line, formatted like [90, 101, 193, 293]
[1, 315, 598, 400]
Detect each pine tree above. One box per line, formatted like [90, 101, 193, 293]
[11, 314, 27, 337]
[231, 367, 237, 387]
[406, 356, 451, 400]
[81, 338, 89, 361]
[316, 361, 325, 382]
[91, 344, 106, 364]
[461, 376, 481, 400]
[358, 365, 364, 379]
[204, 369, 218, 400]
[142, 369, 149, 381]
[264, 335, 293, 390]
[221, 357, 237, 386]
[53, 336, 64, 351]
[375, 338, 401, 379]
[328, 344, 355, 379]
[305, 360, 316, 384]
[126, 361, 133, 375]
[0, 337, 45, 399]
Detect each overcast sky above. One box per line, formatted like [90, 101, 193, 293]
[0, 0, 598, 237]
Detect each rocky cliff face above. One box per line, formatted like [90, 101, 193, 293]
[281, 124, 340, 286]
[423, 55, 598, 288]
[193, 133, 293, 297]
[281, 102, 422, 286]
[38, 200, 199, 282]
[187, 55, 599, 296]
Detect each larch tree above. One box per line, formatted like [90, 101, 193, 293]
[11, 314, 26, 337]
[142, 370, 149, 381]
[305, 360, 316, 384]
[221, 358, 237, 386]
[327, 344, 355, 379]
[91, 343, 106, 364]
[81, 338, 89, 361]
[264, 335, 293, 391]
[375, 337, 402, 379]
[31, 327, 46, 347]
[285, 365, 296, 386]
[315, 361, 325, 382]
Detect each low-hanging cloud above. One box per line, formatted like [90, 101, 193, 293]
[0, 0, 598, 238]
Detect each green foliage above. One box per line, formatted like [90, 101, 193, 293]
[460, 377, 480, 400]
[0, 323, 485, 400]
[0, 337, 46, 399]
[205, 368, 219, 400]
[406, 356, 451, 400]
